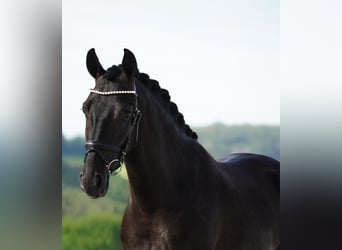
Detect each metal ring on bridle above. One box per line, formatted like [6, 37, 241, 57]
[106, 159, 122, 175]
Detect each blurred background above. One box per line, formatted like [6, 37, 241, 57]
[62, 0, 279, 249]
[1, 0, 341, 249]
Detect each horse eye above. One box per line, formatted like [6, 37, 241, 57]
[122, 113, 130, 121]
[121, 109, 132, 121]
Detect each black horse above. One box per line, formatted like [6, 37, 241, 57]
[80, 48, 280, 250]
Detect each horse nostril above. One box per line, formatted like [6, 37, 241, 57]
[79, 172, 85, 192]
[95, 174, 102, 188]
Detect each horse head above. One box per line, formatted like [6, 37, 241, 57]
[80, 48, 141, 198]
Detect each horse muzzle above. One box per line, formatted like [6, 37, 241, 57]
[80, 152, 110, 198]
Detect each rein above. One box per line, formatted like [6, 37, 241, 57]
[84, 88, 141, 175]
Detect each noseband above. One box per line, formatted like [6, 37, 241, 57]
[84, 88, 142, 175]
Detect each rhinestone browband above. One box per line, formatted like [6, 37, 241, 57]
[89, 89, 137, 95]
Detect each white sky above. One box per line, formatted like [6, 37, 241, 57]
[62, 0, 279, 138]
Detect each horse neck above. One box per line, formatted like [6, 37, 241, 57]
[125, 82, 216, 213]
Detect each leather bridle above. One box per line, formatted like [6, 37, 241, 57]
[84, 88, 142, 175]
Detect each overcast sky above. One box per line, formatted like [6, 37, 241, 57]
[62, 0, 279, 138]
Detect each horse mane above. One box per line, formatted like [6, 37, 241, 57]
[103, 65, 198, 140]
[136, 72, 198, 140]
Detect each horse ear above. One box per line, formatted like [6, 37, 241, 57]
[122, 48, 137, 78]
[86, 48, 105, 79]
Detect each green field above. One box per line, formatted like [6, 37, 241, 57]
[62, 124, 279, 249]
[63, 215, 123, 250]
